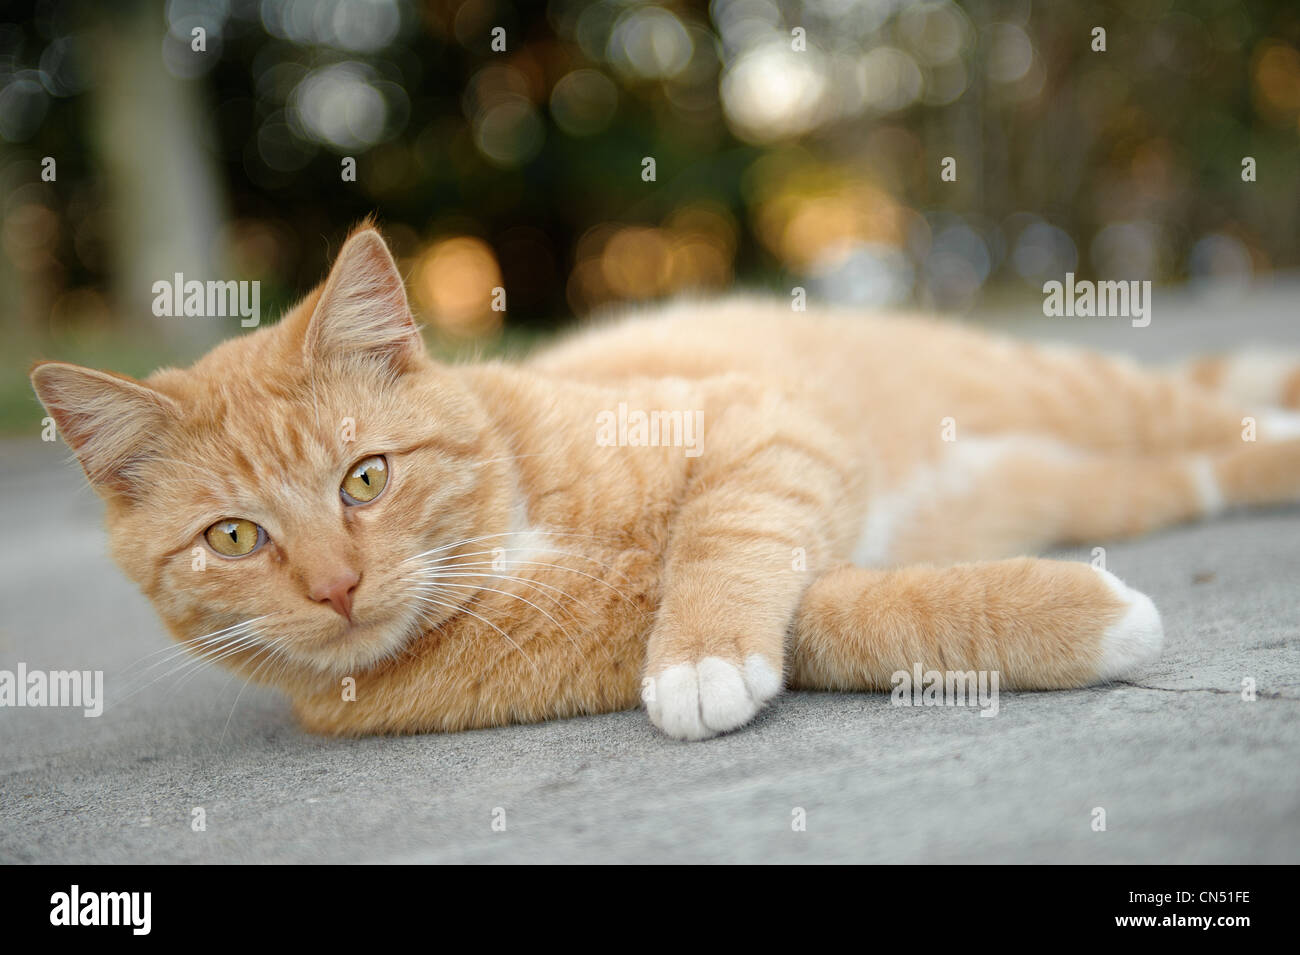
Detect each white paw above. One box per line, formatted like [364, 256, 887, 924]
[1092, 567, 1164, 680]
[645, 654, 782, 740]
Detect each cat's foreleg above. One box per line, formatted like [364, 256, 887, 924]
[643, 406, 851, 740]
[789, 558, 1163, 692]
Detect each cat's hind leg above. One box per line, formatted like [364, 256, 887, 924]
[961, 341, 1299, 453]
[1182, 350, 1300, 415]
[789, 558, 1162, 692]
[873, 435, 1300, 564]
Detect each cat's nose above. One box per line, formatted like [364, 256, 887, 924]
[309, 569, 360, 622]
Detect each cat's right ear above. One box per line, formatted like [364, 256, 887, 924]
[30, 362, 181, 497]
[304, 227, 424, 372]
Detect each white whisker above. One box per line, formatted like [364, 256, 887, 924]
[402, 578, 610, 669]
[121, 616, 277, 676]
[219, 641, 287, 743]
[400, 529, 622, 564]
[407, 557, 643, 613]
[408, 592, 538, 672]
[164, 631, 269, 696]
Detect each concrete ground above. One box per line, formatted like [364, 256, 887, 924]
[2, 280, 1298, 863]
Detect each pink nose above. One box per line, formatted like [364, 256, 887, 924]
[309, 570, 360, 622]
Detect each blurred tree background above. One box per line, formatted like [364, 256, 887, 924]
[1, 0, 1298, 431]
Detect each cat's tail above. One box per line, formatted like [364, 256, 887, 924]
[788, 558, 1162, 692]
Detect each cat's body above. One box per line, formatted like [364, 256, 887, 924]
[31, 226, 1300, 738]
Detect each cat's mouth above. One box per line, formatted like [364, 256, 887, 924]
[280, 605, 421, 675]
[269, 582, 467, 676]
[316, 609, 396, 645]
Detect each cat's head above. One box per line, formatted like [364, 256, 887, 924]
[31, 226, 514, 682]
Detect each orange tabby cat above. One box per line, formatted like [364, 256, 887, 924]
[30, 224, 1300, 738]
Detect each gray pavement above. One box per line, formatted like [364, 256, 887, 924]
[2, 280, 1299, 863]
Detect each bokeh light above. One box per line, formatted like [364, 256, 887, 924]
[412, 236, 504, 338]
[0, 0, 1296, 385]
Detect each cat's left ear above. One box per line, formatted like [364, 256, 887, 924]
[304, 227, 423, 371]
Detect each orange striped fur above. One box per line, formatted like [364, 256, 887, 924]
[30, 226, 1300, 737]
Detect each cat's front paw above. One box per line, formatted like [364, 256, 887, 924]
[645, 654, 782, 740]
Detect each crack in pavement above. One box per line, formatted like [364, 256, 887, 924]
[1116, 680, 1300, 701]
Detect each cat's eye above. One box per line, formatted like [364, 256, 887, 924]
[341, 455, 389, 505]
[204, 518, 265, 558]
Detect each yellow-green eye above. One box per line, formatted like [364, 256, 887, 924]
[341, 455, 388, 505]
[204, 519, 265, 558]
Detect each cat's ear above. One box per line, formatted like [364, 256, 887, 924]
[304, 227, 423, 371]
[30, 362, 181, 497]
